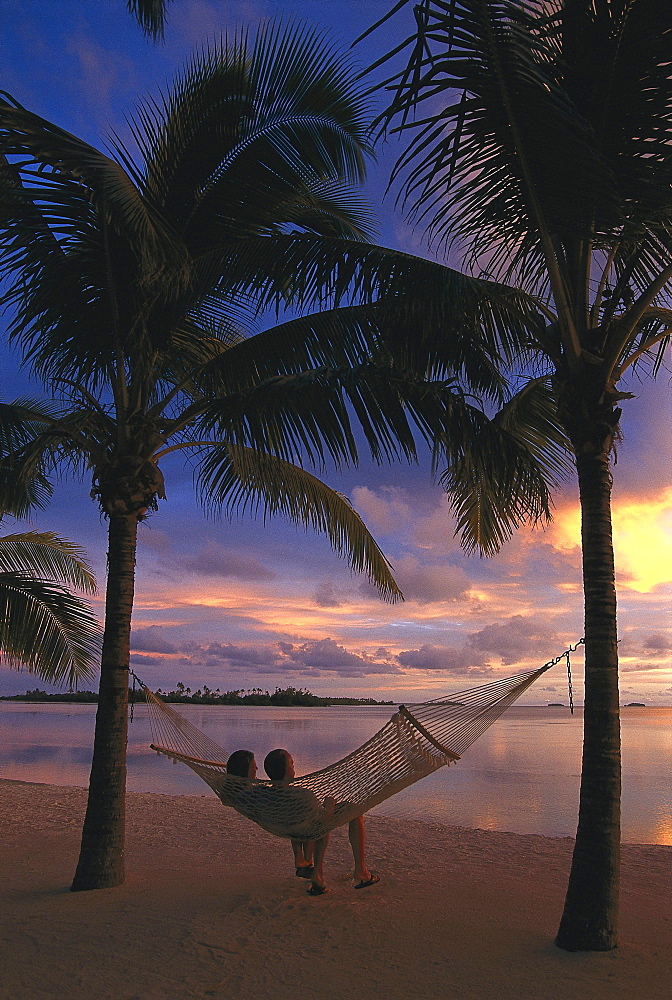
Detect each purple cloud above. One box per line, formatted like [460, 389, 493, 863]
[313, 582, 344, 608]
[131, 626, 178, 654]
[184, 643, 280, 669]
[182, 542, 276, 581]
[466, 616, 560, 664]
[397, 644, 493, 675]
[621, 661, 671, 673]
[278, 638, 398, 677]
[641, 634, 672, 654]
[393, 556, 471, 604]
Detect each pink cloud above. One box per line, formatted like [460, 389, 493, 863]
[351, 486, 415, 536]
[392, 555, 471, 603]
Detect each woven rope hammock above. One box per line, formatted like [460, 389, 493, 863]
[141, 643, 581, 842]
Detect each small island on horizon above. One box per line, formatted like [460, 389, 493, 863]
[0, 684, 395, 708]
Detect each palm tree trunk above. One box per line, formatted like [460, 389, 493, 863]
[71, 513, 138, 891]
[556, 446, 621, 950]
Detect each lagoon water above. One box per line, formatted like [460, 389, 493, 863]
[1, 702, 670, 845]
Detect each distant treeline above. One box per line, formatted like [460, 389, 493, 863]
[1, 684, 394, 707]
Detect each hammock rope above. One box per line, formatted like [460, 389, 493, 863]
[135, 640, 583, 842]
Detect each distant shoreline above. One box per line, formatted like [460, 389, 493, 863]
[0, 687, 395, 707]
[3, 693, 661, 707]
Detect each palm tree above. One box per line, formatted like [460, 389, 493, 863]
[0, 525, 101, 686]
[0, 20, 412, 891]
[360, 0, 672, 950]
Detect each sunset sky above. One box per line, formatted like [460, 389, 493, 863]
[0, 0, 670, 704]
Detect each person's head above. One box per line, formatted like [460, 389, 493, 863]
[264, 748, 295, 781]
[226, 749, 257, 779]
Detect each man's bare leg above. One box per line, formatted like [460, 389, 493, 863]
[349, 816, 372, 882]
[292, 838, 314, 876]
[309, 834, 329, 892]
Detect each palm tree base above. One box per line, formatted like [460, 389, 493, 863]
[71, 868, 124, 892]
[555, 924, 618, 952]
[71, 821, 125, 891]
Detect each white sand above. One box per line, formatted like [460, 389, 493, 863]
[0, 778, 669, 1000]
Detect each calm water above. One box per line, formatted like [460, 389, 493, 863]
[1, 703, 670, 845]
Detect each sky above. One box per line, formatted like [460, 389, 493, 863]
[0, 0, 670, 704]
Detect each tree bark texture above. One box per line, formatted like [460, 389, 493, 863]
[71, 513, 139, 890]
[556, 445, 621, 950]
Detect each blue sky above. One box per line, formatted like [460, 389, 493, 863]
[0, 0, 670, 703]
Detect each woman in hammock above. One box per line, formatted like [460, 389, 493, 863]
[226, 750, 257, 779]
[264, 748, 379, 896]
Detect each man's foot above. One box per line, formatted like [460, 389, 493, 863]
[307, 884, 328, 896]
[296, 865, 314, 879]
[354, 874, 380, 889]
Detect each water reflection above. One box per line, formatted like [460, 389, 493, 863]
[1, 703, 669, 844]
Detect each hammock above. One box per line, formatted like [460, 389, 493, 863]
[140, 643, 580, 841]
[139, 639, 583, 840]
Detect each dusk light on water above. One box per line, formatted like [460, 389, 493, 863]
[2, 703, 670, 845]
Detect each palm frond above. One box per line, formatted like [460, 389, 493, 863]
[129, 21, 373, 249]
[126, 0, 170, 40]
[0, 399, 64, 514]
[203, 234, 542, 376]
[0, 571, 101, 685]
[0, 93, 188, 283]
[494, 377, 572, 480]
[191, 361, 444, 470]
[196, 444, 402, 601]
[370, 0, 672, 304]
[0, 532, 97, 594]
[439, 378, 571, 555]
[273, 176, 376, 241]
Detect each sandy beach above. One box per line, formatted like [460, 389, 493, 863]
[1, 778, 669, 1000]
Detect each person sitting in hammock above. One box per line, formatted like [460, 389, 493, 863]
[222, 749, 269, 820]
[264, 748, 379, 896]
[226, 750, 315, 878]
[226, 749, 257, 780]
[262, 747, 314, 880]
[225, 748, 334, 842]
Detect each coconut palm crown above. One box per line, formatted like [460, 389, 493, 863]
[361, 0, 672, 951]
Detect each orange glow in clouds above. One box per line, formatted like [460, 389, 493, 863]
[552, 487, 672, 593]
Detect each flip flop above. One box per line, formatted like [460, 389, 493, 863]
[307, 884, 328, 896]
[354, 874, 380, 889]
[296, 865, 314, 879]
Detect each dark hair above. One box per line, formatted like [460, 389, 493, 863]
[226, 749, 255, 778]
[264, 748, 290, 781]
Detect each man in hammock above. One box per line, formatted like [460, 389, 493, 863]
[264, 748, 379, 896]
[262, 747, 315, 880]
